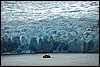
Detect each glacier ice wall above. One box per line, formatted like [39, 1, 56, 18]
[1, 1, 99, 54]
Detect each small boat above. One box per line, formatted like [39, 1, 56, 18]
[43, 54, 51, 58]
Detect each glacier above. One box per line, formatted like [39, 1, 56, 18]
[1, 1, 99, 54]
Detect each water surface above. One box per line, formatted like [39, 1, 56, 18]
[1, 53, 99, 66]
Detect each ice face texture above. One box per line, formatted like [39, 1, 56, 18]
[1, 1, 99, 54]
